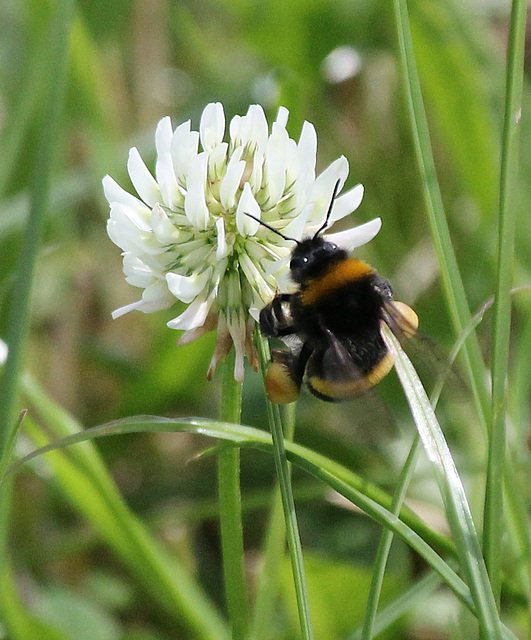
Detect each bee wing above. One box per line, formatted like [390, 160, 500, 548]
[383, 300, 466, 398]
[306, 330, 372, 401]
[316, 330, 361, 381]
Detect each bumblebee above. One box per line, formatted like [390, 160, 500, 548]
[254, 182, 418, 404]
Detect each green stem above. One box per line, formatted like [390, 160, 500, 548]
[351, 570, 443, 640]
[218, 350, 249, 639]
[484, 0, 527, 604]
[0, 0, 74, 474]
[256, 334, 314, 640]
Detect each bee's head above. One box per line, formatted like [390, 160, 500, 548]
[244, 178, 344, 282]
[288, 179, 345, 282]
[289, 236, 345, 283]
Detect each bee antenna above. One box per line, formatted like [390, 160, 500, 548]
[313, 178, 341, 239]
[244, 213, 299, 244]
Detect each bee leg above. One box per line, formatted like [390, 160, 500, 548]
[372, 275, 394, 300]
[260, 293, 295, 337]
[273, 293, 293, 306]
[292, 340, 313, 385]
[272, 293, 296, 336]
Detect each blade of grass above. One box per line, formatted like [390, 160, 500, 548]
[393, 0, 491, 430]
[381, 324, 502, 639]
[218, 350, 249, 639]
[251, 399, 297, 640]
[9, 393, 456, 563]
[350, 570, 443, 640]
[360, 357, 456, 640]
[10, 413, 473, 612]
[359, 282, 483, 640]
[20, 408, 516, 639]
[360, 434, 421, 640]
[0, 0, 74, 477]
[440, 288, 531, 608]
[256, 334, 314, 640]
[485, 0, 527, 603]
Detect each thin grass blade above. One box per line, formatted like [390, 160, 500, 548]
[7, 413, 474, 616]
[0, 0, 74, 478]
[251, 402, 297, 640]
[256, 334, 314, 640]
[393, 0, 491, 431]
[485, 0, 528, 602]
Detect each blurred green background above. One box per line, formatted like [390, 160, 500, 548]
[1, 0, 530, 638]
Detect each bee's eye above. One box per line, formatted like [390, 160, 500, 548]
[290, 255, 309, 270]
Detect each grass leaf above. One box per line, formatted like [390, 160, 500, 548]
[381, 324, 502, 639]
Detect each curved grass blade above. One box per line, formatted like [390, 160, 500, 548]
[381, 324, 502, 639]
[8, 412, 521, 638]
[7, 416, 475, 613]
[7, 411, 453, 561]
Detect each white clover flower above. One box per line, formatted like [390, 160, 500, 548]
[103, 103, 381, 381]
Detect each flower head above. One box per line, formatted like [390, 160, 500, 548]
[104, 103, 381, 380]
